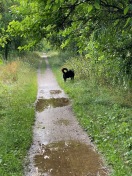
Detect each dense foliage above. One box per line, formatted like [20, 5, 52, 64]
[0, 0, 132, 86]
[7, 0, 132, 52]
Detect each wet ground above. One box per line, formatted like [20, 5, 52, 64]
[24, 54, 108, 176]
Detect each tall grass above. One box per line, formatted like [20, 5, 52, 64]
[0, 52, 43, 176]
[49, 51, 132, 176]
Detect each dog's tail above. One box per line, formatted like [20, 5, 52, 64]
[61, 68, 68, 73]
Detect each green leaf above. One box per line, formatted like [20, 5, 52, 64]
[88, 5, 93, 13]
[124, 6, 129, 15]
[94, 2, 100, 9]
[61, 38, 70, 48]
[124, 17, 131, 27]
[114, 19, 119, 26]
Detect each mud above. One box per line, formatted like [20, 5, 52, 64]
[55, 119, 70, 126]
[34, 140, 106, 176]
[50, 90, 62, 94]
[24, 53, 109, 176]
[36, 98, 70, 112]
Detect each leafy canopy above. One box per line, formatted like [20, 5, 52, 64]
[7, 0, 132, 51]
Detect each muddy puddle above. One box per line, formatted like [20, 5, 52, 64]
[36, 98, 70, 112]
[55, 119, 70, 126]
[50, 90, 62, 94]
[34, 140, 107, 176]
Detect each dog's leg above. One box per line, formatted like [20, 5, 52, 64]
[63, 75, 67, 82]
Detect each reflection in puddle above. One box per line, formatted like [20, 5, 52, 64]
[36, 98, 70, 112]
[34, 141, 107, 176]
[50, 90, 62, 94]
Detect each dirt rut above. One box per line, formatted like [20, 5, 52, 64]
[24, 54, 108, 176]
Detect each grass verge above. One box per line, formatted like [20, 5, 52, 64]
[48, 51, 132, 176]
[0, 52, 43, 176]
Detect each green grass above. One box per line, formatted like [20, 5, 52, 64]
[49, 51, 132, 176]
[0, 52, 43, 176]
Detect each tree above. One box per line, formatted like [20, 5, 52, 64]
[7, 0, 132, 48]
[0, 0, 27, 59]
[4, 0, 132, 78]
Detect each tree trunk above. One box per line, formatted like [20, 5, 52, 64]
[4, 43, 8, 60]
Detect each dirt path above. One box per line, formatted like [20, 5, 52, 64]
[24, 54, 108, 176]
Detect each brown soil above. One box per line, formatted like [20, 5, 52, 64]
[24, 54, 109, 176]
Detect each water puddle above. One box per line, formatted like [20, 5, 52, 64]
[55, 119, 70, 126]
[36, 98, 70, 112]
[50, 90, 62, 94]
[34, 140, 107, 176]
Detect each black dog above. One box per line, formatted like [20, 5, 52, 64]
[61, 68, 74, 82]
